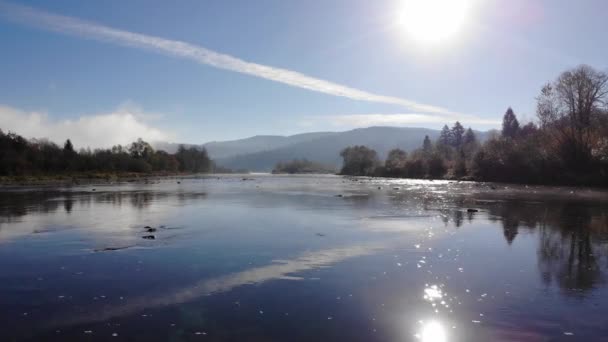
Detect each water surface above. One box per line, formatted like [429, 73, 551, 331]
[1, 175, 607, 341]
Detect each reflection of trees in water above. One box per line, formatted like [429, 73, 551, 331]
[94, 191, 156, 209]
[537, 206, 608, 294]
[446, 198, 466, 228]
[95, 191, 156, 209]
[485, 201, 544, 244]
[500, 207, 522, 244]
[495, 204, 524, 244]
[63, 193, 73, 214]
[0, 190, 207, 222]
[0, 192, 61, 223]
[436, 198, 608, 294]
[389, 192, 470, 227]
[483, 200, 608, 294]
[438, 209, 465, 227]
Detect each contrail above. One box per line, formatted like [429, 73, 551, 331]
[0, 1, 457, 115]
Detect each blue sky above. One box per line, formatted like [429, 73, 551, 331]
[0, 0, 607, 147]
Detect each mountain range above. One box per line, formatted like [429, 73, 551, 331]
[154, 126, 491, 172]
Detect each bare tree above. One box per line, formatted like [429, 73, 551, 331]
[536, 65, 608, 166]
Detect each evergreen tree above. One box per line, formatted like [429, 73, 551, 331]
[451, 121, 465, 148]
[464, 128, 476, 145]
[502, 107, 520, 138]
[439, 125, 451, 146]
[62, 139, 76, 170]
[422, 135, 432, 152]
[63, 139, 74, 154]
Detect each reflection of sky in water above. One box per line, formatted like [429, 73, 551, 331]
[0, 175, 608, 341]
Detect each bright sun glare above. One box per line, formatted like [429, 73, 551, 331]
[419, 321, 447, 342]
[398, 0, 473, 43]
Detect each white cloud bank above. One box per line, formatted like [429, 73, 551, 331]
[0, 1, 459, 116]
[0, 104, 171, 149]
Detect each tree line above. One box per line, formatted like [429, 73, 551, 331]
[339, 65, 608, 187]
[0, 132, 212, 176]
[272, 159, 336, 174]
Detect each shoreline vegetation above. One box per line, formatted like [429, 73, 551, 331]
[272, 159, 336, 174]
[0, 129, 220, 186]
[338, 66, 608, 188]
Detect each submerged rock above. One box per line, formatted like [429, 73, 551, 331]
[94, 246, 133, 252]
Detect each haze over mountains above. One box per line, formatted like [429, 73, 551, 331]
[155, 126, 490, 172]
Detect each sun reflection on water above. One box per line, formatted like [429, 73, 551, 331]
[423, 285, 443, 301]
[416, 284, 449, 341]
[416, 320, 447, 342]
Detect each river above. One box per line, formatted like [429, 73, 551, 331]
[1, 175, 607, 341]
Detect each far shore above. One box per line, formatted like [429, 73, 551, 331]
[0, 172, 218, 188]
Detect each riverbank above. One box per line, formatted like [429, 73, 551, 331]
[0, 172, 191, 187]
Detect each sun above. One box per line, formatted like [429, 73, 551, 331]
[398, 0, 473, 43]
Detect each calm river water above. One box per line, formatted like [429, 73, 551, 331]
[1, 175, 607, 341]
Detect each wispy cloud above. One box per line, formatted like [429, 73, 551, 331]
[302, 113, 500, 129]
[1, 1, 457, 115]
[0, 103, 172, 149]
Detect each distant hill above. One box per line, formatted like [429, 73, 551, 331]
[216, 127, 444, 171]
[155, 126, 491, 172]
[204, 132, 336, 159]
[154, 132, 335, 159]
